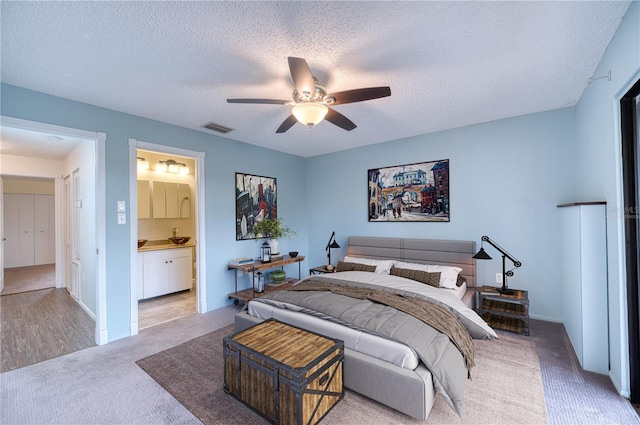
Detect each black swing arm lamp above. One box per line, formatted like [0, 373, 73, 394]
[473, 235, 522, 295]
[325, 231, 340, 270]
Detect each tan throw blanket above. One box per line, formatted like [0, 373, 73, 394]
[288, 280, 475, 375]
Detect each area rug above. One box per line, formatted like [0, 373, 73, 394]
[136, 324, 547, 424]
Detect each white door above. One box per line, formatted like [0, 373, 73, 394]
[18, 194, 35, 267]
[34, 195, 55, 265]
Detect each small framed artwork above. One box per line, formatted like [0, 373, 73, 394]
[236, 172, 277, 240]
[368, 159, 449, 222]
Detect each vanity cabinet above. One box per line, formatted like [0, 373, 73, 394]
[138, 247, 192, 299]
[137, 180, 150, 219]
[165, 182, 179, 218]
[151, 181, 167, 218]
[149, 181, 190, 219]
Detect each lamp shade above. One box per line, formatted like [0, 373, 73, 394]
[292, 103, 328, 126]
[473, 247, 492, 260]
[329, 240, 340, 249]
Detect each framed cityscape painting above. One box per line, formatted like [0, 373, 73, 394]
[235, 172, 277, 240]
[368, 159, 450, 222]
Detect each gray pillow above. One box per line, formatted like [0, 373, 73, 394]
[390, 266, 441, 287]
[336, 261, 377, 273]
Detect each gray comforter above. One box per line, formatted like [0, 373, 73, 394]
[255, 276, 483, 415]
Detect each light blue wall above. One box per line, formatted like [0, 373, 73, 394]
[0, 83, 308, 341]
[575, 0, 639, 398]
[306, 108, 577, 323]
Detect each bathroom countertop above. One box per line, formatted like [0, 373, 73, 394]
[138, 240, 196, 252]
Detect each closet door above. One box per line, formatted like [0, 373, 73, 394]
[34, 194, 55, 265]
[18, 194, 35, 267]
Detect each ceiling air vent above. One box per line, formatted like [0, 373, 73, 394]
[201, 121, 234, 134]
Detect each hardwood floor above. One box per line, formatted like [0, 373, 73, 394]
[0, 288, 96, 373]
[1, 264, 56, 296]
[0, 261, 197, 373]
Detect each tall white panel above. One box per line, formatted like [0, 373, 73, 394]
[18, 194, 35, 266]
[559, 202, 609, 374]
[34, 194, 55, 265]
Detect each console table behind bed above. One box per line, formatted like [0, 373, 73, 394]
[234, 236, 477, 421]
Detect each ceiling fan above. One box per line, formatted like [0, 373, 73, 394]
[227, 57, 391, 133]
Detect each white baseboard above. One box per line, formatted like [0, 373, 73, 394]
[529, 314, 563, 323]
[609, 371, 630, 398]
[97, 328, 108, 346]
[78, 299, 96, 321]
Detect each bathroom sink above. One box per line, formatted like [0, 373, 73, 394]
[169, 237, 191, 245]
[137, 239, 148, 248]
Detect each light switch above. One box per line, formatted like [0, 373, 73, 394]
[117, 213, 126, 224]
[117, 201, 126, 212]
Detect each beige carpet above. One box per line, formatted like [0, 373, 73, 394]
[1, 264, 55, 296]
[137, 324, 547, 424]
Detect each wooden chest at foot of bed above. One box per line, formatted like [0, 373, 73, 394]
[223, 319, 344, 425]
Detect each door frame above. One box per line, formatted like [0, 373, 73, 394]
[128, 139, 206, 335]
[0, 116, 107, 345]
[620, 76, 640, 404]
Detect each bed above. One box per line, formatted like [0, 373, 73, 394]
[234, 236, 497, 420]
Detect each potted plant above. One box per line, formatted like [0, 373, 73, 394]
[252, 217, 297, 255]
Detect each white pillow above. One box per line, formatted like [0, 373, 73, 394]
[394, 261, 431, 272]
[343, 256, 395, 274]
[393, 261, 462, 289]
[428, 265, 463, 289]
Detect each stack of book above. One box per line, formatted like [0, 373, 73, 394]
[230, 257, 254, 266]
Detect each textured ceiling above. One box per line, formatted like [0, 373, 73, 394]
[0, 1, 631, 158]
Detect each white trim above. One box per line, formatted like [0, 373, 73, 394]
[0, 116, 98, 140]
[128, 140, 139, 335]
[54, 177, 64, 288]
[610, 71, 640, 397]
[128, 139, 206, 335]
[195, 149, 207, 313]
[96, 132, 108, 345]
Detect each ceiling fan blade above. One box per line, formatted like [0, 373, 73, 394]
[325, 108, 357, 131]
[276, 114, 298, 133]
[324, 87, 391, 105]
[227, 98, 289, 105]
[288, 57, 315, 99]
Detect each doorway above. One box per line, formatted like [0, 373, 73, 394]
[136, 148, 197, 329]
[620, 77, 640, 406]
[128, 139, 206, 334]
[0, 116, 107, 346]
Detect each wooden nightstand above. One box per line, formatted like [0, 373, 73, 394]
[475, 286, 530, 336]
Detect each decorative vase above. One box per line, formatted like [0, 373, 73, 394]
[269, 238, 280, 255]
[270, 270, 286, 284]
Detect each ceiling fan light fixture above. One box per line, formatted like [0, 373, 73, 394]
[292, 103, 328, 127]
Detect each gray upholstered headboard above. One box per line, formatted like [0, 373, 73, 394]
[347, 236, 477, 287]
